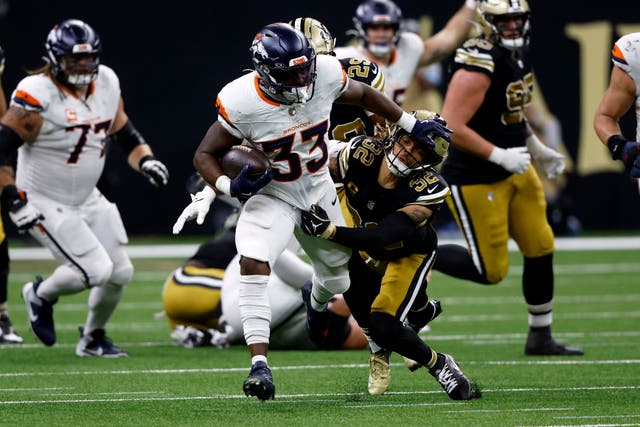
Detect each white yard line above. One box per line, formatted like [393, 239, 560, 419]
[9, 236, 640, 260]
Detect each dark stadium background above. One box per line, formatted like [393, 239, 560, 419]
[0, 0, 638, 236]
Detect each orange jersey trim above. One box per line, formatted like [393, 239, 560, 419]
[612, 44, 627, 64]
[215, 96, 232, 124]
[253, 75, 280, 107]
[14, 89, 42, 108]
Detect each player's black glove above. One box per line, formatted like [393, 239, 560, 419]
[229, 165, 272, 201]
[607, 135, 640, 178]
[139, 155, 169, 187]
[1, 185, 44, 232]
[300, 204, 336, 239]
[410, 118, 452, 149]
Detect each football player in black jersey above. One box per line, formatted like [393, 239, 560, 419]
[300, 110, 481, 401]
[289, 17, 386, 142]
[435, 0, 582, 356]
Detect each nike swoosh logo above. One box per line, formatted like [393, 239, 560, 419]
[427, 186, 438, 194]
[331, 196, 338, 205]
[28, 304, 39, 323]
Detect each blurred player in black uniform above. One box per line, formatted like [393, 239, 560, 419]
[435, 0, 582, 356]
[290, 17, 385, 142]
[300, 110, 480, 401]
[0, 44, 23, 344]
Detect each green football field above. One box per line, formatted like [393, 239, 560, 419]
[1, 244, 639, 426]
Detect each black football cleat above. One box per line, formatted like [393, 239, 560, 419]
[428, 353, 481, 401]
[243, 361, 275, 401]
[22, 276, 57, 346]
[525, 329, 584, 356]
[301, 281, 331, 347]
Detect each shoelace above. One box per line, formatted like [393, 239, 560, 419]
[437, 366, 459, 394]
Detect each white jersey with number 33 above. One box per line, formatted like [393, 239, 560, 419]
[215, 55, 348, 210]
[10, 64, 120, 206]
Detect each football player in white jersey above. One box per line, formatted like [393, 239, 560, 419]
[184, 22, 451, 400]
[0, 45, 24, 344]
[335, 0, 475, 106]
[0, 19, 169, 356]
[594, 32, 640, 180]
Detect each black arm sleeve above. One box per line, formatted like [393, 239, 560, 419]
[331, 211, 416, 251]
[0, 125, 22, 166]
[109, 120, 147, 155]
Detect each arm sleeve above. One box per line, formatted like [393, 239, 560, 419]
[331, 211, 416, 251]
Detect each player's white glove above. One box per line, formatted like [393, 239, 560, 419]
[139, 155, 169, 187]
[526, 134, 565, 179]
[2, 186, 44, 232]
[488, 146, 531, 174]
[172, 185, 216, 234]
[209, 322, 234, 349]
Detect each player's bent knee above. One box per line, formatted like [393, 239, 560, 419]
[109, 259, 133, 286]
[85, 259, 114, 287]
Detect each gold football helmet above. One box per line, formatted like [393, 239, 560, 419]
[476, 0, 531, 50]
[289, 17, 336, 56]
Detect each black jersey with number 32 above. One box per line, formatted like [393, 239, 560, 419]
[441, 37, 534, 184]
[337, 135, 450, 259]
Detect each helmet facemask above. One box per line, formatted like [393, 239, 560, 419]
[477, 0, 531, 51]
[256, 57, 317, 104]
[46, 19, 102, 87]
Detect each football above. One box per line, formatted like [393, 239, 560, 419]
[219, 145, 271, 179]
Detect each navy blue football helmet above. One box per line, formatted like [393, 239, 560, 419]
[353, 0, 403, 56]
[250, 23, 317, 105]
[45, 19, 101, 86]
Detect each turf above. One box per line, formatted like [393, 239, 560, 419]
[1, 248, 639, 426]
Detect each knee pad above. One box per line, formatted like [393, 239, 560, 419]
[108, 247, 133, 286]
[315, 271, 350, 296]
[84, 256, 114, 287]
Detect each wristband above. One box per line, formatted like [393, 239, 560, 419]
[215, 175, 231, 195]
[396, 111, 417, 133]
[465, 0, 476, 10]
[606, 134, 627, 160]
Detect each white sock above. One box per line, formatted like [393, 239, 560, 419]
[37, 265, 86, 301]
[85, 282, 124, 333]
[252, 355, 268, 366]
[238, 275, 271, 345]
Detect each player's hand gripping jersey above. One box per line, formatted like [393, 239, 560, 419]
[215, 55, 348, 210]
[11, 65, 120, 205]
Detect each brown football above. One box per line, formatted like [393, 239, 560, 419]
[219, 145, 271, 179]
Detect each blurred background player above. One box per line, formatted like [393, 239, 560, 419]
[0, 19, 169, 356]
[336, 0, 475, 106]
[594, 32, 640, 180]
[162, 221, 367, 351]
[0, 43, 23, 344]
[300, 110, 480, 401]
[290, 17, 386, 142]
[434, 0, 583, 356]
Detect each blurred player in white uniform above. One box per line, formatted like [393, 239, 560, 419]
[594, 32, 640, 181]
[335, 0, 475, 106]
[0, 19, 169, 356]
[162, 227, 367, 351]
[179, 22, 450, 400]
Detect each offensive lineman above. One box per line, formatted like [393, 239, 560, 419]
[0, 19, 169, 356]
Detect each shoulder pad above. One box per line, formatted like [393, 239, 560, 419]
[409, 170, 450, 206]
[339, 57, 385, 92]
[337, 135, 383, 178]
[454, 37, 497, 74]
[10, 75, 50, 112]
